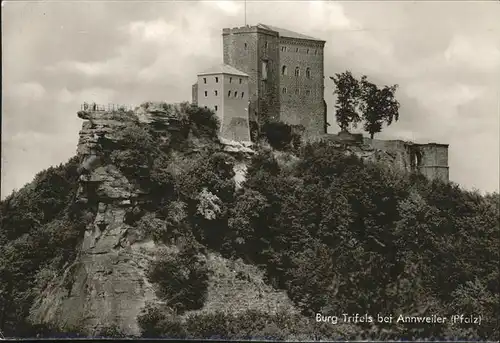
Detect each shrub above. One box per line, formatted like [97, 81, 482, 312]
[147, 247, 209, 314]
[261, 121, 294, 150]
[185, 105, 220, 138]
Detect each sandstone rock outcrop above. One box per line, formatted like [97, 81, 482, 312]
[30, 110, 159, 336]
[28, 105, 290, 336]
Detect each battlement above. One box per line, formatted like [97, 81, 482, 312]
[223, 25, 278, 37]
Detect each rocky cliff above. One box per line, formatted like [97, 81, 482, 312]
[28, 105, 292, 336]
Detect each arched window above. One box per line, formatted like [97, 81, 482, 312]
[228, 90, 232, 97]
[281, 65, 287, 76]
[306, 68, 311, 79]
[235, 91, 238, 98]
[294, 67, 300, 77]
[282, 87, 287, 94]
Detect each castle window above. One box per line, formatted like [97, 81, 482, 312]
[230, 77, 232, 83]
[306, 68, 311, 79]
[295, 47, 299, 52]
[281, 46, 286, 52]
[215, 77, 219, 83]
[235, 91, 238, 98]
[281, 65, 287, 75]
[306, 90, 311, 96]
[215, 105, 218, 111]
[214, 90, 218, 96]
[282, 87, 287, 94]
[241, 92, 244, 98]
[265, 42, 268, 49]
[294, 67, 300, 77]
[228, 90, 232, 97]
[306, 48, 310, 54]
[239, 78, 242, 84]
[203, 78, 207, 84]
[244, 43, 248, 49]
[262, 61, 268, 80]
[204, 106, 207, 109]
[204, 91, 208, 97]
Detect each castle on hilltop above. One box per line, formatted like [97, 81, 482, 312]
[192, 23, 449, 182]
[193, 23, 327, 141]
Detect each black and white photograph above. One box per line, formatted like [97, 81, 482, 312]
[1, 0, 499, 341]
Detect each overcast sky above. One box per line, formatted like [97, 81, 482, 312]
[2, 0, 499, 198]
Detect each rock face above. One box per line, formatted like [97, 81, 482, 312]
[29, 106, 291, 336]
[30, 110, 160, 336]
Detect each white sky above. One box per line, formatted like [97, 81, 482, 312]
[2, 0, 499, 198]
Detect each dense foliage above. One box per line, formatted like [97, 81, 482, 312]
[138, 308, 364, 340]
[229, 142, 499, 340]
[0, 157, 86, 336]
[1, 103, 498, 340]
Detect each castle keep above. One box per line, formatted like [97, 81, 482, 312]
[193, 24, 327, 140]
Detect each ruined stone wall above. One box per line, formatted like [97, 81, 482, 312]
[362, 137, 449, 181]
[418, 143, 449, 182]
[278, 38, 326, 137]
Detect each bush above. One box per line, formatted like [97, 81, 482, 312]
[261, 121, 294, 150]
[185, 105, 220, 138]
[147, 247, 209, 314]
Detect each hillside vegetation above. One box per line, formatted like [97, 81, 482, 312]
[0, 103, 498, 340]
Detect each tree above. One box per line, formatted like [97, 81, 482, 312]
[330, 71, 362, 132]
[359, 76, 400, 139]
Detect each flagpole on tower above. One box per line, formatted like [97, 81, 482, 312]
[244, 0, 247, 26]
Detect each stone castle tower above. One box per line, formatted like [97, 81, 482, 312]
[222, 24, 327, 137]
[193, 64, 251, 142]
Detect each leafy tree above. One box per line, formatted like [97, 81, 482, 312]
[330, 71, 362, 131]
[359, 76, 400, 139]
[330, 71, 400, 138]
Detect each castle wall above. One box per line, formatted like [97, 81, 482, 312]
[278, 38, 326, 137]
[220, 74, 251, 142]
[223, 26, 280, 126]
[363, 137, 449, 181]
[197, 73, 224, 124]
[419, 144, 449, 182]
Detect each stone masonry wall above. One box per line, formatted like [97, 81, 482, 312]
[223, 26, 281, 126]
[279, 38, 326, 137]
[363, 137, 449, 182]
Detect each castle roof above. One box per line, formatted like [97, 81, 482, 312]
[198, 64, 248, 77]
[257, 23, 324, 42]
